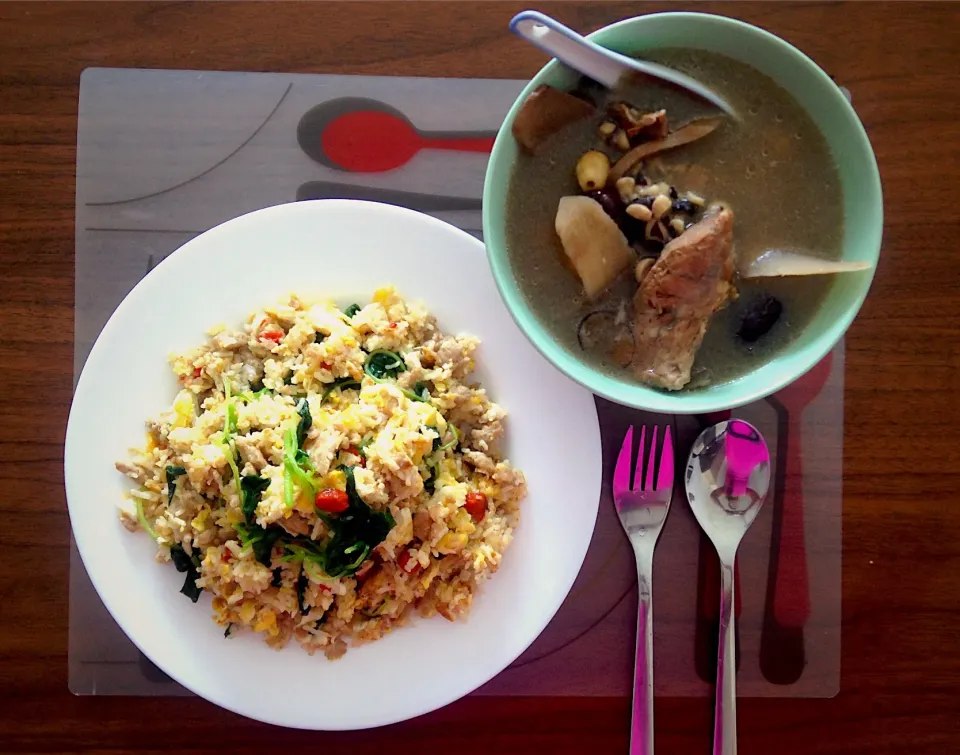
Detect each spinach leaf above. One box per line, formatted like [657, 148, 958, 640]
[343, 303, 361, 318]
[255, 529, 283, 566]
[295, 448, 315, 471]
[400, 380, 432, 403]
[169, 544, 202, 603]
[322, 377, 362, 401]
[423, 463, 438, 495]
[239, 474, 270, 524]
[224, 622, 234, 638]
[296, 569, 310, 614]
[271, 567, 283, 588]
[236, 521, 283, 566]
[364, 350, 405, 381]
[322, 466, 395, 578]
[165, 465, 186, 505]
[295, 397, 312, 446]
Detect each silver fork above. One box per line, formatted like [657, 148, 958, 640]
[613, 425, 675, 755]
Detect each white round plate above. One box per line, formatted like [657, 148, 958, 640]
[65, 200, 601, 730]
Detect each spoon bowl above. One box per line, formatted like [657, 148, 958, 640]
[686, 419, 770, 556]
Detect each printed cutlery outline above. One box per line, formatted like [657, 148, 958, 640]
[759, 352, 832, 684]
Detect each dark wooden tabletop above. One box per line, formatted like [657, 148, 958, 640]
[3, 1, 960, 752]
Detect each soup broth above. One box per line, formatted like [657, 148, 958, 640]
[505, 48, 843, 389]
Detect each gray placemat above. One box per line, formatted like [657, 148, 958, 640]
[72, 67, 841, 698]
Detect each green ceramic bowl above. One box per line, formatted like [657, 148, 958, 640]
[482, 12, 882, 413]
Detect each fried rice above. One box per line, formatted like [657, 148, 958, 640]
[115, 287, 526, 659]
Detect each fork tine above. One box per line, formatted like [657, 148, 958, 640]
[657, 425, 674, 491]
[644, 425, 659, 491]
[634, 425, 647, 490]
[613, 426, 634, 499]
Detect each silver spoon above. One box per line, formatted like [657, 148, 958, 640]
[686, 419, 771, 755]
[509, 10, 738, 119]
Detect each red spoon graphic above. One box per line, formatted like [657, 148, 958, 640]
[760, 351, 834, 684]
[297, 97, 497, 173]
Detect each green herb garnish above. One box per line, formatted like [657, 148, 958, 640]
[283, 425, 317, 504]
[165, 465, 186, 505]
[240, 474, 270, 523]
[169, 544, 202, 603]
[296, 569, 310, 614]
[438, 423, 460, 453]
[295, 397, 312, 446]
[322, 377, 362, 402]
[223, 376, 238, 436]
[320, 466, 395, 578]
[236, 521, 283, 566]
[364, 350, 406, 381]
[136, 497, 159, 540]
[343, 303, 361, 318]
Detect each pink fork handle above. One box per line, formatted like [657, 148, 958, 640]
[773, 423, 810, 628]
[631, 561, 655, 755]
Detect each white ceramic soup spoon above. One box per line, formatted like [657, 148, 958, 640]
[509, 10, 738, 119]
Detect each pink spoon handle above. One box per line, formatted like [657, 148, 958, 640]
[772, 421, 811, 628]
[419, 136, 496, 153]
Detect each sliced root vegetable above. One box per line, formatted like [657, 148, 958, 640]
[555, 195, 634, 299]
[742, 249, 874, 278]
[609, 117, 725, 182]
[512, 85, 595, 154]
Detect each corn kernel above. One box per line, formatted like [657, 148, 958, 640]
[295, 493, 315, 515]
[253, 609, 278, 635]
[191, 508, 209, 532]
[323, 469, 346, 491]
[453, 509, 476, 535]
[437, 532, 468, 554]
[238, 600, 256, 623]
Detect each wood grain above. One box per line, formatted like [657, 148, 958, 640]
[2, 1, 960, 752]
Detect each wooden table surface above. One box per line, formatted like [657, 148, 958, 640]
[2, 1, 959, 752]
